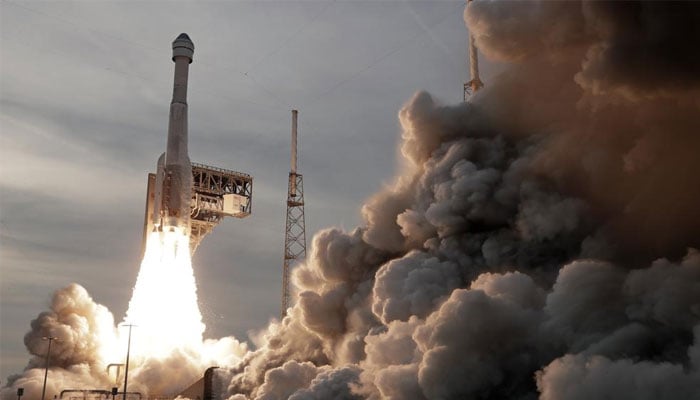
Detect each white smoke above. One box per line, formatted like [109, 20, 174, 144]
[1, 234, 248, 400]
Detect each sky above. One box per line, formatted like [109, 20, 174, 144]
[0, 0, 495, 379]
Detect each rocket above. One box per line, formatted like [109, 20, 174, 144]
[151, 33, 195, 235]
[142, 33, 253, 254]
[464, 0, 483, 101]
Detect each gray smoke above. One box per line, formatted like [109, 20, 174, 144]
[224, 1, 700, 399]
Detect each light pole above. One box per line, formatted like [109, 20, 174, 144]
[120, 324, 136, 400]
[41, 336, 59, 400]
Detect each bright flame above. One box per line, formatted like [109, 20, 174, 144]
[124, 230, 205, 357]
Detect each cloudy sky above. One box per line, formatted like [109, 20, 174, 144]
[0, 0, 497, 378]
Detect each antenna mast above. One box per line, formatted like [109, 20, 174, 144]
[464, 0, 483, 101]
[282, 110, 307, 318]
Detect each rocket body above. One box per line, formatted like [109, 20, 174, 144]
[152, 33, 194, 234]
[466, 0, 483, 94]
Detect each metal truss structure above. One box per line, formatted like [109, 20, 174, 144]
[281, 109, 306, 318]
[189, 162, 253, 252]
[282, 172, 306, 318]
[143, 163, 252, 254]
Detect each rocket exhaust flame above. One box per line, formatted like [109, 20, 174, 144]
[124, 231, 204, 358]
[0, 33, 249, 400]
[123, 33, 205, 359]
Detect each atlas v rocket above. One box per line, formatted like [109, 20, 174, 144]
[464, 0, 483, 101]
[143, 33, 253, 253]
[151, 33, 195, 234]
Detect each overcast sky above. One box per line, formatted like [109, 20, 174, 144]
[0, 0, 499, 378]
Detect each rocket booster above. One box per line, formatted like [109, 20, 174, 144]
[142, 33, 253, 255]
[462, 0, 483, 102]
[152, 33, 194, 234]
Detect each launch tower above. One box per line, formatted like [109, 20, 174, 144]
[281, 110, 307, 318]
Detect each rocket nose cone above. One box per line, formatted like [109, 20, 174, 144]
[172, 33, 194, 62]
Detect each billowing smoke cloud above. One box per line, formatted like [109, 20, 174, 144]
[1, 285, 116, 399]
[465, 0, 700, 260]
[221, 1, 700, 399]
[1, 281, 248, 400]
[3, 1, 699, 399]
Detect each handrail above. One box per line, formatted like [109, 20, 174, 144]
[191, 162, 252, 179]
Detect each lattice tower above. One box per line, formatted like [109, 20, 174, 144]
[282, 110, 306, 318]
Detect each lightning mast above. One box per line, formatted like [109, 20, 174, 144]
[464, 0, 483, 101]
[282, 110, 307, 318]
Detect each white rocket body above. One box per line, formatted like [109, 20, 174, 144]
[152, 33, 194, 234]
[465, 0, 483, 97]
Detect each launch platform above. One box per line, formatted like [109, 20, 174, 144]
[143, 163, 253, 253]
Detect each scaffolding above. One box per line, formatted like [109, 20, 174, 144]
[190, 162, 253, 252]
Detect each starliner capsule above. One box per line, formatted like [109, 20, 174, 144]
[152, 33, 195, 234]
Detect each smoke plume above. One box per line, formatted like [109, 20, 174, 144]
[223, 1, 700, 399]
